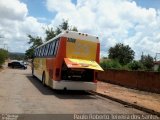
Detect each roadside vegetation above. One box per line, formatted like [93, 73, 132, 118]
[100, 43, 155, 71]
[0, 49, 8, 68]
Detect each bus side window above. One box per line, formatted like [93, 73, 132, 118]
[35, 49, 38, 57]
[51, 41, 56, 55]
[45, 44, 49, 56]
[54, 40, 59, 56]
[42, 46, 45, 56]
[50, 41, 55, 55]
[46, 43, 50, 56]
[43, 45, 46, 56]
[37, 48, 40, 57]
[41, 46, 43, 57]
[48, 42, 51, 56]
[34, 49, 36, 57]
[42, 46, 44, 56]
[39, 48, 42, 57]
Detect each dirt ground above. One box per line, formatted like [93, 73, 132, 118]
[97, 81, 160, 113]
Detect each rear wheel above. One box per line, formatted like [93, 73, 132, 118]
[32, 66, 34, 77]
[42, 72, 46, 86]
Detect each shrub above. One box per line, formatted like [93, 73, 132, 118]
[100, 60, 122, 70]
[158, 66, 160, 72]
[127, 60, 144, 70]
[100, 61, 107, 70]
[140, 54, 154, 70]
[0, 52, 5, 66]
[108, 43, 135, 65]
[0, 49, 8, 67]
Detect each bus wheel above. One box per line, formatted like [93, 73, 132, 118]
[32, 67, 34, 77]
[42, 72, 46, 86]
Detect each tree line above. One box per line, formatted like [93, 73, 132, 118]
[101, 43, 157, 71]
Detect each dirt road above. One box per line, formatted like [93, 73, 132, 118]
[0, 65, 146, 114]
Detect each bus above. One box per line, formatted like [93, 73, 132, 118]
[32, 31, 103, 90]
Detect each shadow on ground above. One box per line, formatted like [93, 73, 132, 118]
[26, 75, 96, 100]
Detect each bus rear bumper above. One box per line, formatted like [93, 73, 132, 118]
[52, 80, 97, 91]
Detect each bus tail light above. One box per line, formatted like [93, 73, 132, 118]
[56, 68, 60, 77]
[94, 79, 97, 83]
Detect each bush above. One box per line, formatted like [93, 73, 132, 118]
[127, 61, 144, 70]
[100, 60, 122, 70]
[100, 61, 107, 70]
[108, 43, 135, 65]
[158, 66, 160, 72]
[140, 54, 154, 70]
[0, 49, 8, 67]
[0, 52, 5, 66]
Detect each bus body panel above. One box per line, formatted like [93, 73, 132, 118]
[33, 58, 46, 81]
[52, 80, 96, 90]
[32, 31, 103, 90]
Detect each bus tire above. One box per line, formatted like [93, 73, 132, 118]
[42, 72, 46, 86]
[32, 67, 34, 77]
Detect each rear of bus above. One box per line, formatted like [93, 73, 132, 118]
[53, 31, 103, 90]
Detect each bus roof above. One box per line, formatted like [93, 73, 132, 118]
[36, 31, 99, 49]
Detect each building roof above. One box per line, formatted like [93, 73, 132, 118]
[154, 61, 160, 65]
[100, 58, 111, 62]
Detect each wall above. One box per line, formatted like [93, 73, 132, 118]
[154, 64, 159, 71]
[98, 70, 160, 93]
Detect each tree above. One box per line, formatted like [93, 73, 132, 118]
[71, 26, 78, 32]
[59, 19, 69, 30]
[45, 27, 56, 41]
[140, 54, 154, 70]
[55, 27, 62, 36]
[127, 60, 144, 70]
[26, 19, 78, 58]
[0, 49, 8, 67]
[44, 19, 78, 42]
[25, 35, 43, 58]
[108, 43, 135, 65]
[158, 66, 160, 72]
[27, 35, 43, 49]
[25, 48, 34, 59]
[100, 60, 122, 70]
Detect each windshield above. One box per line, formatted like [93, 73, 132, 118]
[66, 38, 97, 61]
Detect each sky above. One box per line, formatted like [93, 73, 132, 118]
[0, 0, 160, 60]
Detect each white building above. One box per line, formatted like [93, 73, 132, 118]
[154, 61, 160, 71]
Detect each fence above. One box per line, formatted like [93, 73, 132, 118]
[98, 70, 160, 93]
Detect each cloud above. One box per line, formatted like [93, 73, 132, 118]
[0, 0, 160, 60]
[46, 0, 75, 13]
[0, 0, 45, 52]
[0, 0, 28, 20]
[46, 0, 160, 59]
